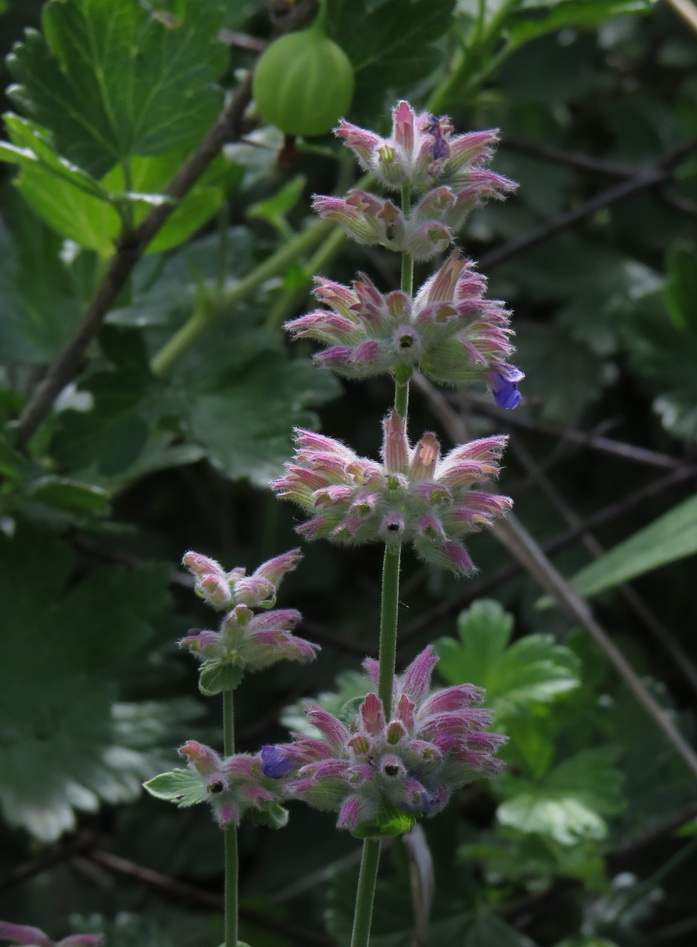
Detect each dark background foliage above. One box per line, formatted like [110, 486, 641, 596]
[0, 0, 696, 945]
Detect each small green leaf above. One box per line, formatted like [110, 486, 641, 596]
[199, 661, 244, 697]
[247, 803, 289, 830]
[27, 476, 110, 515]
[144, 769, 208, 807]
[508, 1, 652, 47]
[7, 0, 227, 177]
[352, 806, 417, 839]
[436, 600, 580, 723]
[497, 748, 625, 845]
[247, 175, 307, 238]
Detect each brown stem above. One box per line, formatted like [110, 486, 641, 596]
[16, 74, 253, 447]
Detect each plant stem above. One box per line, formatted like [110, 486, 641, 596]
[350, 168, 415, 947]
[223, 688, 239, 947]
[150, 217, 335, 376]
[349, 839, 382, 947]
[377, 545, 402, 718]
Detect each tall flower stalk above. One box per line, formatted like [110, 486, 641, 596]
[275, 100, 520, 945]
[147, 99, 520, 947]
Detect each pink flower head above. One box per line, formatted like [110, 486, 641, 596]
[272, 413, 512, 576]
[0, 924, 103, 947]
[179, 604, 319, 675]
[178, 741, 284, 827]
[260, 646, 505, 837]
[179, 548, 318, 684]
[313, 182, 510, 261]
[182, 548, 302, 611]
[286, 251, 523, 403]
[335, 100, 517, 196]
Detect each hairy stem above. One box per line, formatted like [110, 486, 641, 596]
[349, 839, 382, 947]
[223, 689, 239, 947]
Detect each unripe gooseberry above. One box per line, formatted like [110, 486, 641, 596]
[253, 25, 354, 138]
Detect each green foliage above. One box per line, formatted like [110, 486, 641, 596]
[327, 0, 456, 116]
[144, 769, 208, 808]
[6, 0, 227, 176]
[560, 492, 697, 599]
[435, 600, 581, 724]
[496, 748, 625, 845]
[619, 242, 697, 441]
[0, 525, 177, 840]
[0, 0, 694, 944]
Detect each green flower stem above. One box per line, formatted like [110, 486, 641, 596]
[377, 543, 402, 718]
[349, 838, 382, 947]
[150, 217, 335, 376]
[266, 219, 348, 330]
[394, 378, 410, 418]
[223, 688, 239, 947]
[393, 183, 414, 418]
[400, 184, 414, 295]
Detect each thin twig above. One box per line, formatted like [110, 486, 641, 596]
[481, 136, 697, 271]
[399, 464, 697, 645]
[510, 434, 697, 697]
[500, 137, 635, 177]
[414, 372, 697, 782]
[16, 74, 254, 446]
[665, 0, 697, 33]
[459, 393, 695, 471]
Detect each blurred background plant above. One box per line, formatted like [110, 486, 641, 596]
[0, 0, 696, 945]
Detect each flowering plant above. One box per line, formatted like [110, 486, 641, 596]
[143, 98, 520, 947]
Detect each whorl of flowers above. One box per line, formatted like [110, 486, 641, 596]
[260, 646, 506, 838]
[312, 101, 516, 261]
[286, 250, 523, 408]
[180, 549, 319, 683]
[178, 740, 285, 828]
[182, 547, 301, 611]
[272, 411, 511, 576]
[335, 100, 516, 194]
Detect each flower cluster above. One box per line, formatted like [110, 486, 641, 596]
[286, 250, 523, 407]
[180, 549, 319, 689]
[178, 740, 286, 828]
[313, 101, 515, 261]
[183, 547, 301, 611]
[335, 100, 515, 195]
[260, 646, 505, 838]
[273, 411, 511, 575]
[0, 924, 103, 947]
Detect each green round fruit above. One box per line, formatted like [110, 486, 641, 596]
[253, 27, 354, 138]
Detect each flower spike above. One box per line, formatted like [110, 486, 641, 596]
[286, 251, 523, 406]
[260, 647, 505, 838]
[272, 413, 511, 576]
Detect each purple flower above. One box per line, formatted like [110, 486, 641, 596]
[179, 741, 284, 827]
[313, 181, 512, 261]
[179, 548, 319, 679]
[0, 923, 103, 947]
[488, 367, 525, 410]
[335, 100, 517, 196]
[261, 647, 505, 837]
[272, 412, 512, 576]
[182, 548, 302, 611]
[180, 604, 319, 672]
[286, 251, 522, 399]
[261, 745, 297, 779]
